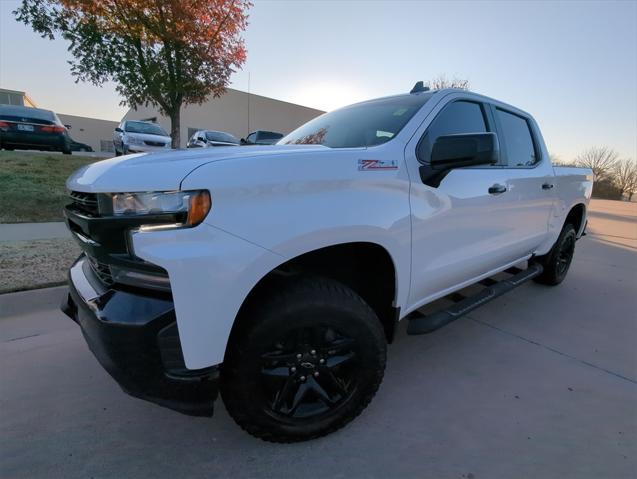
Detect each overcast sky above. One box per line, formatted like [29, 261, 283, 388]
[1, 0, 635, 161]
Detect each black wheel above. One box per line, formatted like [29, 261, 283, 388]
[532, 223, 577, 285]
[221, 277, 387, 443]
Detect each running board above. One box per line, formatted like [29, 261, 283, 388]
[407, 263, 543, 335]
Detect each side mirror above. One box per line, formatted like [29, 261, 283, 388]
[198, 136, 207, 142]
[431, 132, 499, 169]
[64, 124, 72, 130]
[114, 127, 123, 133]
[420, 132, 499, 187]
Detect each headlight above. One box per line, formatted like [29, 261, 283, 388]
[110, 190, 211, 227]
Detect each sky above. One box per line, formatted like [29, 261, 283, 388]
[0, 0, 636, 161]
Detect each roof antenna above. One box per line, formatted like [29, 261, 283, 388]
[410, 81, 430, 94]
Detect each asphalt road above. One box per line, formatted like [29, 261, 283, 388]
[1, 200, 636, 479]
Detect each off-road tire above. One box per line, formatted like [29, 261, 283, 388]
[221, 277, 387, 443]
[532, 223, 577, 286]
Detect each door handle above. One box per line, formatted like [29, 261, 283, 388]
[542, 183, 554, 190]
[488, 183, 507, 194]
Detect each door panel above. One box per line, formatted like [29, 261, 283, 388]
[409, 167, 528, 305]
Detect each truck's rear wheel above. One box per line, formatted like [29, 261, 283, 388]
[221, 277, 387, 442]
[532, 223, 577, 285]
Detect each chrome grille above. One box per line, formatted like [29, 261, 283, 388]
[69, 191, 99, 217]
[87, 255, 114, 286]
[144, 140, 166, 147]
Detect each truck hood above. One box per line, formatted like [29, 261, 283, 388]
[66, 144, 328, 192]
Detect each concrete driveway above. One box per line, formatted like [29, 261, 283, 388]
[1, 200, 635, 479]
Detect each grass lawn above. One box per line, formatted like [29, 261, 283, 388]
[0, 238, 81, 293]
[0, 150, 100, 223]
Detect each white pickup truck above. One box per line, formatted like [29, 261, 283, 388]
[62, 84, 593, 442]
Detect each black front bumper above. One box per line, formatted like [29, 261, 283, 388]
[62, 256, 218, 417]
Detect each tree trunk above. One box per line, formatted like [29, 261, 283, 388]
[168, 107, 181, 149]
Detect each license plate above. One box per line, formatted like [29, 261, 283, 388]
[17, 124, 34, 132]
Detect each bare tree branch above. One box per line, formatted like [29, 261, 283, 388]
[574, 146, 619, 181]
[425, 75, 470, 90]
[613, 159, 637, 201]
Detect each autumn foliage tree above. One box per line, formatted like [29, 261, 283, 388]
[15, 0, 251, 147]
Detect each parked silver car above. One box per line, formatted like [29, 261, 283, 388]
[113, 120, 172, 156]
[187, 130, 240, 148]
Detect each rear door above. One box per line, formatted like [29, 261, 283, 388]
[490, 106, 555, 254]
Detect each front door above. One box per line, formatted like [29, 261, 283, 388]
[407, 98, 532, 308]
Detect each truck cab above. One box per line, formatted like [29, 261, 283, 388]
[62, 86, 593, 442]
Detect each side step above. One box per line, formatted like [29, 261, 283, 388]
[407, 263, 543, 335]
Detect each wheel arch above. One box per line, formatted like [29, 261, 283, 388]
[227, 242, 400, 354]
[565, 202, 587, 237]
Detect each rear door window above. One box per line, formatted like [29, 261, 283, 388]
[495, 109, 538, 167]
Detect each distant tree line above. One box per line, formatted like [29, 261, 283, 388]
[554, 146, 637, 201]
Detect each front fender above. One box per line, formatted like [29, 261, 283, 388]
[181, 150, 412, 314]
[131, 223, 283, 369]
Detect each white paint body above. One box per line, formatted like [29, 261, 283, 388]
[68, 89, 593, 369]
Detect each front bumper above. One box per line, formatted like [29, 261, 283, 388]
[127, 144, 171, 153]
[62, 256, 219, 417]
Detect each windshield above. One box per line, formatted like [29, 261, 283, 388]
[278, 93, 432, 148]
[125, 121, 168, 136]
[206, 131, 239, 143]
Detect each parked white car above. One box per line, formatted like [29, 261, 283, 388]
[187, 129, 240, 148]
[63, 85, 593, 443]
[113, 120, 172, 155]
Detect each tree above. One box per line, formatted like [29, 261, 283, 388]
[613, 159, 637, 201]
[574, 146, 619, 182]
[549, 152, 571, 166]
[15, 0, 251, 148]
[425, 75, 470, 90]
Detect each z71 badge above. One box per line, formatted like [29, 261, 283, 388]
[357, 159, 398, 171]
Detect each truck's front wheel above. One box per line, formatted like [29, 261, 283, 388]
[221, 277, 387, 442]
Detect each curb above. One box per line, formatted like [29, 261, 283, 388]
[0, 285, 68, 319]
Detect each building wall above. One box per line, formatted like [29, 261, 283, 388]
[0, 88, 36, 107]
[58, 113, 118, 153]
[123, 88, 324, 146]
